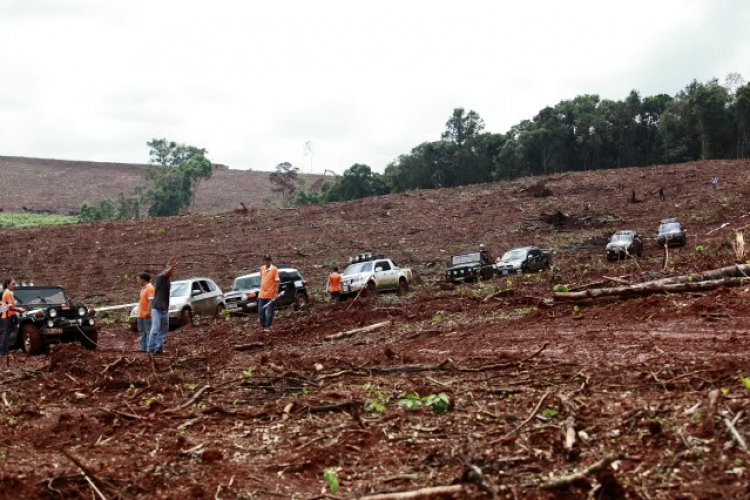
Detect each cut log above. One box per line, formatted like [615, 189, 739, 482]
[325, 321, 390, 341]
[555, 277, 750, 301]
[483, 289, 515, 302]
[358, 485, 464, 500]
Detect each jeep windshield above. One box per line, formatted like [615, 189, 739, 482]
[501, 249, 527, 262]
[344, 262, 373, 276]
[233, 275, 261, 291]
[452, 253, 481, 266]
[611, 234, 634, 243]
[170, 283, 190, 297]
[659, 223, 681, 234]
[13, 287, 68, 306]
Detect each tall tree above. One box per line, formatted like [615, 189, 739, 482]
[269, 162, 299, 207]
[442, 108, 485, 148]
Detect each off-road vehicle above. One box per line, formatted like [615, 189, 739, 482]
[224, 267, 310, 314]
[445, 249, 496, 283]
[3, 285, 98, 355]
[340, 253, 412, 298]
[606, 230, 643, 261]
[129, 277, 225, 330]
[496, 246, 553, 275]
[656, 219, 686, 247]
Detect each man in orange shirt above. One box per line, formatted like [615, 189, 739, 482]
[328, 266, 342, 302]
[1, 278, 22, 357]
[137, 272, 155, 352]
[258, 255, 280, 330]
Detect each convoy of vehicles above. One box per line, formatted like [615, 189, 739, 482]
[340, 253, 412, 298]
[3, 285, 98, 355]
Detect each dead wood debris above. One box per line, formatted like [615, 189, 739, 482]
[539, 454, 629, 490]
[357, 484, 464, 499]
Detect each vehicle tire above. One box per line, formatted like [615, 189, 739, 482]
[398, 278, 409, 296]
[180, 308, 193, 328]
[294, 293, 310, 311]
[361, 281, 377, 298]
[130, 322, 138, 333]
[215, 303, 226, 317]
[21, 323, 43, 356]
[80, 329, 98, 350]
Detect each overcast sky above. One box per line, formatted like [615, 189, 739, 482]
[1, 0, 749, 174]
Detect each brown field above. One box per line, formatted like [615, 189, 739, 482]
[1, 159, 749, 499]
[0, 155, 325, 215]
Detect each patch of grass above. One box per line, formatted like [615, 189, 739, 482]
[0, 212, 78, 228]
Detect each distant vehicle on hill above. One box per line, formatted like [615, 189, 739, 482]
[606, 231, 643, 261]
[495, 247, 552, 274]
[445, 250, 496, 283]
[340, 253, 412, 298]
[656, 219, 686, 247]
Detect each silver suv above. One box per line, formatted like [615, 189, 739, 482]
[129, 277, 225, 330]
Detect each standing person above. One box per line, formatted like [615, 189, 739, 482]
[258, 255, 280, 331]
[137, 272, 155, 352]
[1, 279, 22, 358]
[328, 266, 342, 302]
[148, 257, 178, 355]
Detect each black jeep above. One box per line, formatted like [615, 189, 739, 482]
[224, 266, 311, 314]
[445, 250, 496, 283]
[4, 286, 98, 355]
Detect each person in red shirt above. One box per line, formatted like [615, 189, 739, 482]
[1, 278, 22, 357]
[137, 272, 155, 352]
[328, 266, 342, 302]
[258, 255, 280, 330]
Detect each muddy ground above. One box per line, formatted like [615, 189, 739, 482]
[1, 160, 750, 499]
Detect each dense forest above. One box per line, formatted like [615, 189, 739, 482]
[296, 74, 750, 204]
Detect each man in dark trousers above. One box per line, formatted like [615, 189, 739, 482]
[258, 255, 280, 331]
[148, 257, 178, 354]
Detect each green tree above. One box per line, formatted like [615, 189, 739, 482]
[269, 162, 299, 207]
[325, 164, 388, 202]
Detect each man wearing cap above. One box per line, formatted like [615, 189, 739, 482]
[258, 255, 280, 330]
[137, 272, 155, 352]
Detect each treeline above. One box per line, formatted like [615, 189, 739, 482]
[296, 75, 750, 203]
[79, 139, 214, 221]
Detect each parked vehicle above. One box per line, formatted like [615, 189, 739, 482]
[445, 250, 496, 283]
[495, 246, 553, 275]
[2, 285, 98, 355]
[224, 266, 311, 314]
[340, 253, 412, 298]
[606, 231, 643, 260]
[657, 219, 686, 247]
[129, 277, 225, 330]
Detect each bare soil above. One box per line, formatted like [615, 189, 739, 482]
[1, 160, 750, 499]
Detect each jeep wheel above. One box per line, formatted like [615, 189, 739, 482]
[180, 308, 193, 328]
[361, 281, 377, 298]
[130, 322, 138, 333]
[21, 323, 43, 356]
[294, 293, 310, 311]
[80, 329, 98, 350]
[215, 303, 226, 317]
[398, 279, 409, 296]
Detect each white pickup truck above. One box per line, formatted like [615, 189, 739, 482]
[340, 254, 412, 298]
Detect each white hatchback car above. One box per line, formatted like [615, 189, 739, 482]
[129, 277, 225, 330]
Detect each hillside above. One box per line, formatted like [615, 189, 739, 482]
[0, 155, 325, 214]
[1, 159, 750, 498]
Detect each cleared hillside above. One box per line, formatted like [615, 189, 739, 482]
[0, 155, 325, 214]
[1, 159, 749, 498]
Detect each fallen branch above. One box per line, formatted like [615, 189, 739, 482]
[101, 357, 124, 375]
[483, 289, 514, 303]
[174, 385, 213, 411]
[539, 454, 628, 490]
[233, 342, 266, 352]
[357, 484, 464, 499]
[724, 412, 747, 451]
[555, 277, 750, 301]
[298, 401, 363, 414]
[489, 389, 550, 444]
[326, 321, 390, 341]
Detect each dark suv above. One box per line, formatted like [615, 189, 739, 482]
[224, 266, 310, 314]
[445, 250, 496, 283]
[657, 219, 686, 247]
[3, 285, 98, 355]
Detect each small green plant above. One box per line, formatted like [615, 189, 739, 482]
[158, 228, 166, 233]
[423, 393, 451, 414]
[721, 387, 730, 396]
[541, 407, 558, 419]
[695, 245, 705, 252]
[573, 305, 580, 313]
[687, 275, 693, 282]
[739, 375, 750, 392]
[362, 382, 389, 413]
[397, 392, 423, 409]
[186, 383, 197, 390]
[219, 309, 230, 319]
[323, 469, 339, 494]
[144, 397, 155, 407]
[691, 412, 702, 423]
[243, 367, 254, 378]
[431, 314, 443, 324]
[553, 284, 568, 293]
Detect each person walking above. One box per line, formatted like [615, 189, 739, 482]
[1, 279, 22, 359]
[258, 255, 280, 331]
[328, 266, 342, 301]
[148, 257, 178, 354]
[137, 272, 155, 352]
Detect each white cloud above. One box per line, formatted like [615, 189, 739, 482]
[1, 0, 748, 172]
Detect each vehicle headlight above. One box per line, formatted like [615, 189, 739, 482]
[47, 320, 54, 328]
[49, 309, 57, 318]
[88, 319, 95, 326]
[169, 304, 180, 311]
[78, 307, 87, 317]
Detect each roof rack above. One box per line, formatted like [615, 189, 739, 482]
[349, 253, 385, 264]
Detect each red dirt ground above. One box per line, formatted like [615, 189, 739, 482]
[1, 159, 750, 499]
